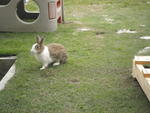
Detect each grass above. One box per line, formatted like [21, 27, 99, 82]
[0, 0, 150, 113]
[25, 0, 39, 12]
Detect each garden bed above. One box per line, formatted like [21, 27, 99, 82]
[0, 55, 17, 91]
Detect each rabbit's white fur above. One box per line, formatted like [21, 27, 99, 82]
[31, 43, 53, 70]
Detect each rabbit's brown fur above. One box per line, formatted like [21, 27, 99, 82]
[47, 43, 67, 64]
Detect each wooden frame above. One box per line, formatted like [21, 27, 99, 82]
[132, 56, 150, 101]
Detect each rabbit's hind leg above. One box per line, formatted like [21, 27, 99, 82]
[53, 62, 60, 66]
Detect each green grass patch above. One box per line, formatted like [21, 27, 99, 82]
[0, 0, 150, 113]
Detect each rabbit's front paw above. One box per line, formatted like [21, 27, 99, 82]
[40, 67, 45, 70]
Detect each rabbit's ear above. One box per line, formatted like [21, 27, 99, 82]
[36, 35, 41, 43]
[39, 37, 44, 45]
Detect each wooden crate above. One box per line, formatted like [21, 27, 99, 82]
[132, 56, 150, 101]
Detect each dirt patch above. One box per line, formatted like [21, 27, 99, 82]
[140, 36, 150, 40]
[102, 15, 114, 24]
[96, 31, 105, 35]
[117, 29, 137, 34]
[140, 24, 146, 27]
[72, 27, 92, 35]
[147, 1, 150, 4]
[137, 47, 150, 55]
[77, 28, 92, 32]
[70, 79, 80, 84]
[104, 18, 114, 23]
[95, 32, 105, 39]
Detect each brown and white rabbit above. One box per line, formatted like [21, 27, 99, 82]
[31, 35, 67, 70]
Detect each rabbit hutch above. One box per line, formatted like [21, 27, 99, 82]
[0, 0, 64, 32]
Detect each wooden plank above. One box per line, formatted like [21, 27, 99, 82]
[135, 64, 150, 101]
[143, 69, 150, 77]
[146, 78, 150, 85]
[134, 56, 150, 64]
[135, 63, 150, 78]
[132, 59, 136, 78]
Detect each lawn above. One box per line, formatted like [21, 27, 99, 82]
[0, 0, 150, 113]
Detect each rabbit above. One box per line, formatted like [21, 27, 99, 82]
[31, 35, 67, 70]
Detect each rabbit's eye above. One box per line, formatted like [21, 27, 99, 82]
[35, 45, 40, 49]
